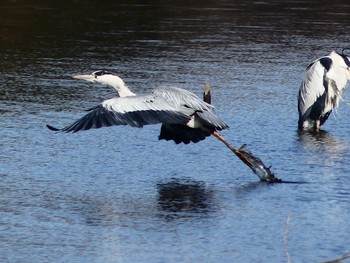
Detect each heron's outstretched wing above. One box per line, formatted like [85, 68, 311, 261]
[298, 57, 330, 123]
[153, 87, 228, 130]
[47, 95, 192, 133]
[152, 87, 214, 111]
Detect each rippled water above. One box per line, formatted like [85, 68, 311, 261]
[1, 1, 350, 262]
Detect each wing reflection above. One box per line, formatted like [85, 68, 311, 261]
[157, 178, 215, 218]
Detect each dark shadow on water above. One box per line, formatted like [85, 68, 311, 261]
[66, 178, 217, 226]
[157, 178, 216, 220]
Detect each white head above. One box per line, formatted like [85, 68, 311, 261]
[73, 70, 136, 97]
[332, 50, 350, 80]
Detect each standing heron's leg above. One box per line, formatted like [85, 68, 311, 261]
[314, 119, 320, 131]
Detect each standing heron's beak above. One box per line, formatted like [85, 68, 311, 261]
[73, 74, 96, 82]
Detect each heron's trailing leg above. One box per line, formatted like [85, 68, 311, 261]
[202, 83, 279, 181]
[212, 131, 256, 170]
[212, 131, 281, 182]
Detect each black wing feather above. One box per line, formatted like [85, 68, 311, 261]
[158, 124, 212, 144]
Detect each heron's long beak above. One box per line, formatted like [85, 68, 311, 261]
[73, 74, 95, 82]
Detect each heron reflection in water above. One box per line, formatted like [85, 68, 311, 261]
[297, 129, 345, 155]
[157, 178, 214, 215]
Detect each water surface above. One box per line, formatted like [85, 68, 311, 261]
[1, 1, 350, 262]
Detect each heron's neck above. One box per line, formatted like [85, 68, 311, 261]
[109, 77, 136, 97]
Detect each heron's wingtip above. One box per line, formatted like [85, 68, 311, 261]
[46, 124, 60, 131]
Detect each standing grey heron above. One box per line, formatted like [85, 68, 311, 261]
[298, 50, 350, 131]
[47, 70, 228, 144]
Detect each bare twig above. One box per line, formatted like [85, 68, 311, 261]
[282, 213, 292, 263]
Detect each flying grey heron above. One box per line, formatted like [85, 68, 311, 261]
[47, 70, 228, 144]
[47, 70, 280, 181]
[298, 50, 350, 131]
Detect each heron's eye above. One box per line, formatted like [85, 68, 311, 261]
[93, 70, 105, 77]
[92, 70, 114, 78]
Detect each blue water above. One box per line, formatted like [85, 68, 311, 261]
[1, 1, 350, 262]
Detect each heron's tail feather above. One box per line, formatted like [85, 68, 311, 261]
[158, 124, 211, 144]
[46, 124, 61, 131]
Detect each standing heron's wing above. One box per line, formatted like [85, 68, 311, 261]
[298, 57, 330, 124]
[47, 95, 192, 133]
[326, 51, 350, 94]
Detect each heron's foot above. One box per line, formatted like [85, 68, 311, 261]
[263, 171, 283, 183]
[238, 144, 247, 151]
